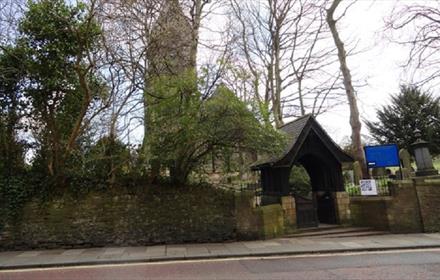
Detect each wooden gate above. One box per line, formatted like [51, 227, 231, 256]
[295, 195, 318, 228]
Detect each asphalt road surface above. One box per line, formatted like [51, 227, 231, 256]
[1, 249, 440, 280]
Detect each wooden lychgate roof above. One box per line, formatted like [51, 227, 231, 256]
[251, 115, 353, 170]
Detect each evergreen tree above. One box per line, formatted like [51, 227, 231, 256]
[17, 0, 103, 183]
[366, 85, 440, 156]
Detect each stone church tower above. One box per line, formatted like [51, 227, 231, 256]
[147, 0, 194, 78]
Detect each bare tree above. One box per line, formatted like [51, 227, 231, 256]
[229, 0, 344, 128]
[326, 0, 368, 178]
[0, 0, 25, 46]
[386, 3, 440, 86]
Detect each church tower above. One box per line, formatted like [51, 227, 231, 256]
[147, 0, 194, 77]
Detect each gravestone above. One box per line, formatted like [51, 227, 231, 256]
[399, 148, 412, 179]
[399, 149, 411, 169]
[372, 167, 386, 177]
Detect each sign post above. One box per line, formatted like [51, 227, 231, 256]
[362, 144, 401, 196]
[364, 144, 400, 168]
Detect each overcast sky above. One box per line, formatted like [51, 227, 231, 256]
[316, 0, 401, 144]
[199, 0, 439, 145]
[313, 0, 439, 144]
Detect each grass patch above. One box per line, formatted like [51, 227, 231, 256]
[434, 157, 440, 170]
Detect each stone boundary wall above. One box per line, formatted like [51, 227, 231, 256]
[387, 180, 423, 233]
[350, 176, 440, 233]
[414, 178, 440, 232]
[235, 192, 287, 240]
[334, 192, 351, 224]
[350, 196, 391, 230]
[0, 187, 239, 250]
[0, 188, 290, 251]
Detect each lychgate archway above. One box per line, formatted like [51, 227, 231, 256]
[251, 115, 353, 228]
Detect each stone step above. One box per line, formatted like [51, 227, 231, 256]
[285, 226, 378, 238]
[292, 224, 343, 234]
[308, 230, 389, 239]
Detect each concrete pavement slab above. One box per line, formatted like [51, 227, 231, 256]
[2, 233, 440, 270]
[61, 249, 85, 256]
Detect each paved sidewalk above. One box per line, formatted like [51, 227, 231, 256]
[2, 233, 440, 270]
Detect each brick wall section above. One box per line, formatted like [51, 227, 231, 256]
[349, 197, 391, 230]
[414, 178, 440, 232]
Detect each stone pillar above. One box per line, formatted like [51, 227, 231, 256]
[334, 192, 351, 224]
[281, 196, 297, 233]
[234, 191, 260, 239]
[411, 130, 438, 177]
[387, 180, 423, 233]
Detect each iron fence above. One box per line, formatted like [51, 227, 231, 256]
[216, 182, 262, 207]
[345, 175, 392, 197]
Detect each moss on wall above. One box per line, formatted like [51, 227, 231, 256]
[256, 204, 284, 239]
[0, 185, 237, 250]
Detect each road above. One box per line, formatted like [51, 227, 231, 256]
[1, 249, 440, 280]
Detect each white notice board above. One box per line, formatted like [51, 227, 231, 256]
[360, 179, 378, 196]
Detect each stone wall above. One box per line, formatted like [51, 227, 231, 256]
[350, 177, 440, 233]
[414, 178, 440, 232]
[334, 192, 351, 224]
[281, 196, 296, 234]
[0, 186, 292, 250]
[235, 193, 288, 240]
[234, 192, 261, 240]
[350, 196, 391, 230]
[0, 186, 238, 250]
[387, 180, 423, 233]
[255, 205, 285, 239]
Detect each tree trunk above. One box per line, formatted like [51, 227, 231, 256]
[326, 0, 368, 179]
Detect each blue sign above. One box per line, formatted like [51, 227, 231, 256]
[364, 144, 400, 168]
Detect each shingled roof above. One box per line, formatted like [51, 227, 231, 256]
[251, 114, 353, 170]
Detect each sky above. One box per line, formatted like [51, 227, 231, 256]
[316, 0, 402, 144]
[199, 0, 439, 145]
[312, 0, 439, 144]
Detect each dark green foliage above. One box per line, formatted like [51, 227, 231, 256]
[16, 0, 103, 181]
[289, 165, 312, 197]
[146, 73, 286, 184]
[84, 137, 132, 186]
[366, 85, 440, 156]
[0, 46, 27, 177]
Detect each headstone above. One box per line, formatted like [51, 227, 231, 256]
[372, 167, 386, 177]
[399, 149, 411, 169]
[400, 168, 411, 179]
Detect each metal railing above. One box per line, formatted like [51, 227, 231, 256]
[345, 175, 392, 197]
[216, 182, 262, 206]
